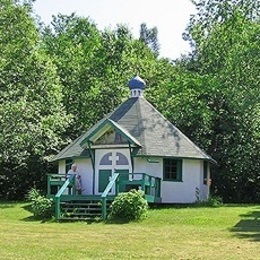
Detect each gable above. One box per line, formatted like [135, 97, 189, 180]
[95, 129, 128, 145]
[80, 119, 142, 148]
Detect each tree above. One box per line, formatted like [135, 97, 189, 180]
[139, 23, 160, 55]
[179, 0, 260, 202]
[42, 15, 161, 139]
[0, 0, 70, 199]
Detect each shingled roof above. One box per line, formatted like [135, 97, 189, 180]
[51, 96, 215, 163]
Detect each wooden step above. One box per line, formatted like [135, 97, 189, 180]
[58, 198, 113, 221]
[62, 207, 102, 211]
[63, 212, 101, 216]
[59, 217, 102, 221]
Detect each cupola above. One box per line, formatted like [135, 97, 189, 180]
[128, 75, 146, 97]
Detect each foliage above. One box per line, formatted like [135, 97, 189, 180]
[176, 0, 260, 203]
[0, 0, 259, 204]
[0, 0, 70, 200]
[42, 15, 159, 140]
[27, 188, 53, 219]
[139, 23, 160, 55]
[109, 189, 148, 221]
[196, 195, 223, 207]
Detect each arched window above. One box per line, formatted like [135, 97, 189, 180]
[116, 152, 128, 165]
[100, 152, 112, 165]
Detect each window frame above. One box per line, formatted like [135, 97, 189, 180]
[65, 159, 74, 173]
[163, 158, 183, 182]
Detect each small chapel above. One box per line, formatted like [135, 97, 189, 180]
[47, 76, 215, 220]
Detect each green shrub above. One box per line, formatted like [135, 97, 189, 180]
[27, 188, 54, 219]
[109, 189, 148, 221]
[196, 195, 223, 207]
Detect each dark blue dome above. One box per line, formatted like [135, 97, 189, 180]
[128, 75, 146, 90]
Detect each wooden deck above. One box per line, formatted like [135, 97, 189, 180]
[47, 172, 161, 220]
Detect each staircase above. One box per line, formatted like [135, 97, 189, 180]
[58, 198, 113, 221]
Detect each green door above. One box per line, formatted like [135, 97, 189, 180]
[116, 169, 129, 192]
[98, 170, 112, 193]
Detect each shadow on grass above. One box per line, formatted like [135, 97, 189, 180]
[104, 218, 136, 225]
[20, 204, 54, 223]
[0, 201, 17, 209]
[230, 208, 260, 242]
[20, 215, 55, 223]
[148, 203, 222, 210]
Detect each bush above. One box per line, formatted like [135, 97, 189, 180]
[109, 189, 148, 221]
[27, 188, 54, 219]
[196, 195, 223, 207]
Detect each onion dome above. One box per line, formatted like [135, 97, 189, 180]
[128, 75, 146, 97]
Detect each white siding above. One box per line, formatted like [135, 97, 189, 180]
[58, 156, 209, 203]
[58, 160, 65, 174]
[133, 157, 162, 178]
[134, 158, 208, 203]
[161, 159, 204, 203]
[199, 161, 210, 201]
[73, 158, 93, 195]
[58, 158, 93, 195]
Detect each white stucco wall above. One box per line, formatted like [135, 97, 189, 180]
[58, 158, 93, 195]
[199, 161, 210, 201]
[134, 157, 208, 203]
[160, 159, 199, 203]
[58, 160, 65, 174]
[58, 154, 209, 203]
[134, 157, 162, 178]
[74, 158, 93, 195]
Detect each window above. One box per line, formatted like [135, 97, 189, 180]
[203, 161, 208, 185]
[163, 159, 182, 181]
[65, 159, 73, 173]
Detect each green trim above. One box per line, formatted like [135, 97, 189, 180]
[87, 142, 95, 171]
[163, 158, 183, 182]
[203, 161, 208, 185]
[87, 141, 95, 195]
[101, 173, 120, 219]
[128, 141, 135, 173]
[50, 155, 91, 163]
[98, 170, 112, 193]
[80, 119, 142, 148]
[54, 174, 76, 219]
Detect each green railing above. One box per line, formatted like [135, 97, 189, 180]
[47, 172, 161, 220]
[54, 174, 76, 219]
[117, 173, 161, 203]
[100, 172, 161, 219]
[47, 174, 67, 196]
[101, 173, 120, 219]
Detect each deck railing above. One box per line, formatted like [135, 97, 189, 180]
[47, 172, 161, 220]
[101, 173, 120, 219]
[100, 172, 161, 219]
[54, 174, 76, 219]
[117, 172, 161, 202]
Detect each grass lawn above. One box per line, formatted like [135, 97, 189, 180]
[0, 202, 259, 260]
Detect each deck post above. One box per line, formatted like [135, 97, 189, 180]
[102, 197, 107, 219]
[156, 177, 161, 198]
[54, 196, 60, 220]
[141, 173, 146, 192]
[115, 176, 120, 195]
[47, 175, 51, 196]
